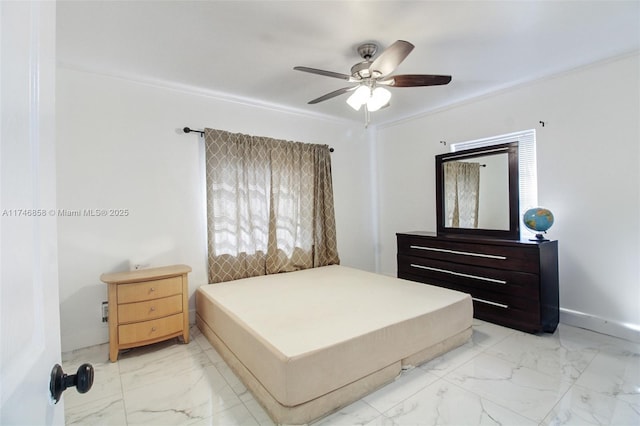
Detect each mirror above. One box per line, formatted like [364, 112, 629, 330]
[435, 142, 520, 239]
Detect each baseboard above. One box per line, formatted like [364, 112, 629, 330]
[61, 326, 109, 353]
[560, 308, 640, 343]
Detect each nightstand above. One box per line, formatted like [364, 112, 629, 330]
[100, 264, 191, 362]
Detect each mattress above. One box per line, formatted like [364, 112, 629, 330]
[196, 265, 472, 422]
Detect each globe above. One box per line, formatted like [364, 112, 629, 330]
[523, 207, 554, 240]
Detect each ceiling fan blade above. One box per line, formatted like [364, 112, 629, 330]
[369, 40, 414, 78]
[294, 66, 352, 81]
[308, 86, 356, 104]
[381, 74, 452, 87]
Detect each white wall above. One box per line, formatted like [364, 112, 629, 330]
[56, 68, 374, 351]
[375, 53, 640, 341]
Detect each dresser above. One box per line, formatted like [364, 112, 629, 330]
[397, 232, 558, 334]
[101, 264, 191, 362]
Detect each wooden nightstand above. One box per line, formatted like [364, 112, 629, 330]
[100, 264, 191, 362]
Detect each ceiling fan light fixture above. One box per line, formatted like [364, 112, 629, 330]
[346, 85, 371, 111]
[294, 39, 451, 121]
[366, 87, 391, 112]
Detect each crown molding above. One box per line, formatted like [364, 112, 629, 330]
[377, 49, 640, 130]
[57, 63, 359, 126]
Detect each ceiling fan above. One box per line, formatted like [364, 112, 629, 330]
[294, 40, 451, 121]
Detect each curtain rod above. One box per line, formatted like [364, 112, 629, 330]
[182, 127, 334, 152]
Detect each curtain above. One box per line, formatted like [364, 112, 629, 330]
[443, 162, 480, 228]
[204, 128, 339, 283]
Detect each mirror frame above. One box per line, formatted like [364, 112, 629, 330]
[435, 141, 520, 240]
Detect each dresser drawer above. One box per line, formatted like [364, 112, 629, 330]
[118, 313, 184, 345]
[400, 269, 541, 309]
[471, 296, 542, 333]
[117, 276, 183, 304]
[398, 254, 539, 299]
[400, 270, 542, 332]
[397, 234, 539, 273]
[117, 294, 183, 324]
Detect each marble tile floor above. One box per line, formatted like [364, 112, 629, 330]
[62, 319, 639, 426]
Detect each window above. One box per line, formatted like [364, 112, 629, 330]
[204, 129, 340, 282]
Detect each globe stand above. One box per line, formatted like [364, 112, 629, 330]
[530, 232, 549, 242]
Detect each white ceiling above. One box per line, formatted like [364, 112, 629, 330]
[57, 1, 640, 125]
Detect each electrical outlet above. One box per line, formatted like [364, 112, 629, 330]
[101, 301, 108, 323]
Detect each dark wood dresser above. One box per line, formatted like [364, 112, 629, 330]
[397, 232, 559, 333]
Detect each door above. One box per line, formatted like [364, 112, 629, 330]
[0, 1, 64, 424]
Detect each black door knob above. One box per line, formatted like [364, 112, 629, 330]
[49, 363, 94, 404]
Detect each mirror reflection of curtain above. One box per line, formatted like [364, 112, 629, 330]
[204, 128, 340, 283]
[444, 162, 481, 228]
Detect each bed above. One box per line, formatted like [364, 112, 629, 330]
[195, 265, 472, 425]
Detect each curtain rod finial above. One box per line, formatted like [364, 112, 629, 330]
[183, 127, 204, 136]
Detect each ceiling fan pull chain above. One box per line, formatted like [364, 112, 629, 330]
[364, 104, 370, 128]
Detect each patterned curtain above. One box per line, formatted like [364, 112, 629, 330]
[204, 128, 340, 283]
[443, 162, 480, 228]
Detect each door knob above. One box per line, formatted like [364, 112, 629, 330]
[49, 363, 94, 404]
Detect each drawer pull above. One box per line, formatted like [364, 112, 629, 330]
[410, 245, 507, 260]
[149, 306, 156, 312]
[151, 327, 157, 332]
[149, 287, 155, 292]
[472, 297, 509, 309]
[410, 263, 507, 285]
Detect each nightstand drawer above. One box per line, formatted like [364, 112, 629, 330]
[117, 276, 182, 304]
[117, 294, 183, 324]
[118, 313, 184, 345]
